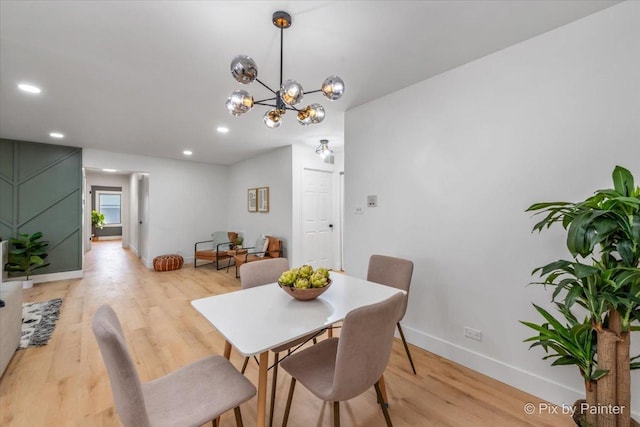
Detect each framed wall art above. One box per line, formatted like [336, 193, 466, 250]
[247, 188, 257, 212]
[257, 187, 269, 212]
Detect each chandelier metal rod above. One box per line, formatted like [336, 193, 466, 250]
[255, 78, 277, 95]
[254, 100, 301, 111]
[255, 96, 277, 103]
[280, 26, 284, 87]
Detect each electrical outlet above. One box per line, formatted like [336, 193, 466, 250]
[355, 207, 364, 214]
[176, 249, 182, 255]
[367, 195, 377, 207]
[464, 327, 482, 341]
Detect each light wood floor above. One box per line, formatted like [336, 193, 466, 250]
[0, 241, 574, 426]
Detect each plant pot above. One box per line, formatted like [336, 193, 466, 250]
[22, 279, 34, 289]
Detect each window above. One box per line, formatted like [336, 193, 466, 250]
[97, 191, 121, 226]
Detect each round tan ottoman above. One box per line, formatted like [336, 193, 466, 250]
[153, 254, 184, 272]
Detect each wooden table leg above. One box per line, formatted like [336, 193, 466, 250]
[328, 326, 333, 338]
[257, 351, 269, 427]
[378, 374, 389, 406]
[224, 340, 232, 359]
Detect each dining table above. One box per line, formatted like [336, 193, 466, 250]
[191, 271, 404, 427]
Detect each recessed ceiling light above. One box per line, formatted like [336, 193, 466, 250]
[183, 150, 193, 156]
[102, 169, 117, 172]
[216, 127, 229, 133]
[49, 132, 64, 139]
[18, 83, 41, 94]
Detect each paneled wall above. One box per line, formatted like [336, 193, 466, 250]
[0, 139, 83, 276]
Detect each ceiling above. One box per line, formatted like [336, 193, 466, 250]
[0, 0, 620, 166]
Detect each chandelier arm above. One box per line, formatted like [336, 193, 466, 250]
[255, 101, 279, 108]
[303, 89, 323, 95]
[255, 78, 278, 95]
[254, 96, 278, 103]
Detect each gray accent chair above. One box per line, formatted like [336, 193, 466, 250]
[367, 254, 416, 374]
[280, 292, 404, 427]
[92, 304, 256, 427]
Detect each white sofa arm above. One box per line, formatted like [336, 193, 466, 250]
[0, 281, 22, 377]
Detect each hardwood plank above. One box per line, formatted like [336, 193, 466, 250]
[0, 240, 574, 426]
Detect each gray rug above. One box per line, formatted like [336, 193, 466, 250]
[20, 298, 63, 349]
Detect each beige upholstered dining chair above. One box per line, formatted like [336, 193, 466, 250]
[238, 258, 325, 427]
[367, 254, 416, 374]
[92, 304, 256, 427]
[280, 292, 404, 427]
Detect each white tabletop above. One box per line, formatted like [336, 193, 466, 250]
[191, 272, 404, 356]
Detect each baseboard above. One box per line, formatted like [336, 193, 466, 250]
[6, 270, 83, 284]
[401, 324, 640, 419]
[93, 236, 121, 241]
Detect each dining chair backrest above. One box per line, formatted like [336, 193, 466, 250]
[330, 292, 404, 402]
[367, 254, 414, 319]
[92, 305, 151, 427]
[239, 257, 290, 289]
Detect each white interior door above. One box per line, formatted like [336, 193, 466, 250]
[302, 169, 333, 269]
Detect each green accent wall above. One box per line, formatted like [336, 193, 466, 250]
[0, 139, 83, 276]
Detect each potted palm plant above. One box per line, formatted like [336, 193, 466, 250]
[4, 232, 50, 289]
[91, 210, 105, 241]
[523, 165, 639, 427]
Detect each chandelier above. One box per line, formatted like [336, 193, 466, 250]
[315, 139, 333, 159]
[225, 11, 345, 128]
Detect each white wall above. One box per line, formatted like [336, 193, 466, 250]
[83, 149, 229, 266]
[345, 1, 639, 415]
[85, 171, 130, 247]
[291, 144, 344, 268]
[227, 146, 293, 257]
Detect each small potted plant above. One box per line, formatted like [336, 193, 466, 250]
[91, 210, 105, 241]
[4, 232, 50, 289]
[234, 236, 244, 249]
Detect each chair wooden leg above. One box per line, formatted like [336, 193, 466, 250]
[333, 401, 340, 427]
[269, 353, 279, 427]
[374, 382, 393, 427]
[241, 356, 249, 374]
[234, 406, 244, 427]
[397, 323, 416, 375]
[212, 418, 218, 427]
[282, 377, 296, 427]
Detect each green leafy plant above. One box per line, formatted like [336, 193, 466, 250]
[91, 210, 105, 229]
[4, 232, 50, 280]
[523, 165, 640, 427]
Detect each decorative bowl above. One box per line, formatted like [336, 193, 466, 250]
[278, 279, 332, 301]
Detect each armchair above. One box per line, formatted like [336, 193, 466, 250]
[194, 231, 238, 269]
[230, 235, 283, 278]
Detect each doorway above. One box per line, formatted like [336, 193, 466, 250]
[301, 169, 333, 269]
